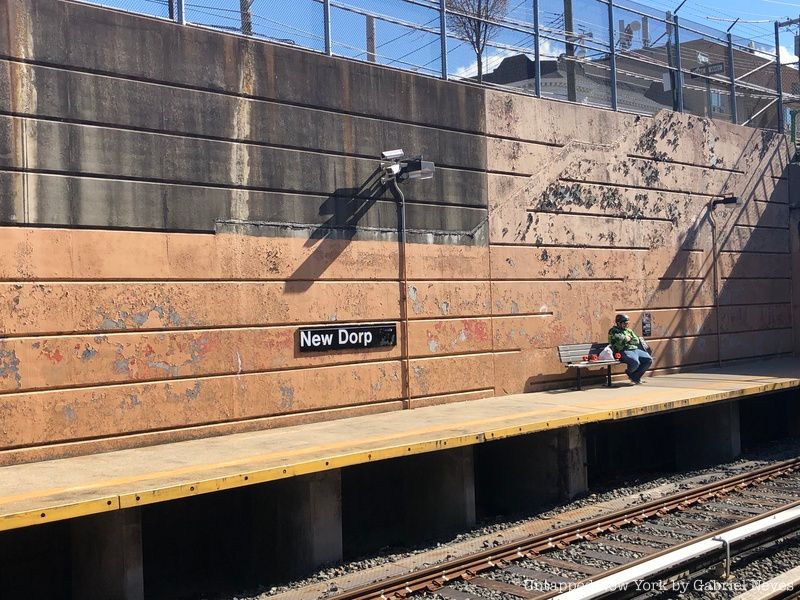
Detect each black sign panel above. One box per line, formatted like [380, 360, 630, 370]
[298, 323, 397, 352]
[690, 62, 725, 78]
[642, 312, 652, 337]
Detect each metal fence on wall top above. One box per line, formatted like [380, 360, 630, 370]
[78, 0, 799, 131]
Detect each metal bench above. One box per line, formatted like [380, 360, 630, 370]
[558, 342, 618, 391]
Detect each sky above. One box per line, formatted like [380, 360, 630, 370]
[85, 0, 800, 79]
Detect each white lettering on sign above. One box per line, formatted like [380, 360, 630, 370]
[338, 329, 374, 346]
[301, 330, 335, 347]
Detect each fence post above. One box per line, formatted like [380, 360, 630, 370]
[440, 0, 448, 80]
[607, 0, 618, 110]
[775, 21, 784, 132]
[324, 0, 332, 56]
[727, 33, 737, 124]
[674, 15, 684, 113]
[176, 0, 185, 24]
[534, 0, 541, 97]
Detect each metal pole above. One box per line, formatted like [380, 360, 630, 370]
[176, 0, 185, 24]
[366, 15, 376, 62]
[324, 0, 332, 56]
[534, 0, 542, 97]
[776, 21, 785, 132]
[674, 15, 684, 113]
[666, 11, 675, 111]
[727, 33, 737, 124]
[708, 202, 722, 368]
[240, 0, 253, 36]
[607, 0, 618, 110]
[389, 178, 411, 410]
[642, 15, 649, 47]
[564, 0, 576, 102]
[440, 0, 448, 80]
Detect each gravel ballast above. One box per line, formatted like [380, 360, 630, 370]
[229, 437, 800, 600]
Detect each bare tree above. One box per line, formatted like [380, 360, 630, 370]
[447, 0, 509, 83]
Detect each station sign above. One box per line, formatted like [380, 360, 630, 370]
[298, 323, 397, 352]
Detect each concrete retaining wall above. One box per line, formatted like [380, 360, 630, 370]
[0, 0, 793, 463]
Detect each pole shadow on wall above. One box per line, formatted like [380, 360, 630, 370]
[285, 168, 389, 294]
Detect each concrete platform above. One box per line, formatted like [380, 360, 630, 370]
[1, 357, 799, 532]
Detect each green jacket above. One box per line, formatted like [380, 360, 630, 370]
[608, 326, 640, 353]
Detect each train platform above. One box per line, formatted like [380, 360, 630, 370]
[2, 357, 799, 533]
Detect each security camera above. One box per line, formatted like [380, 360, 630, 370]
[381, 149, 405, 160]
[384, 163, 401, 176]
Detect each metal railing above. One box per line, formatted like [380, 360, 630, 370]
[79, 0, 799, 131]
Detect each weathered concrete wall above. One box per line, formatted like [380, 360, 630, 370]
[0, 0, 487, 240]
[0, 0, 793, 463]
[486, 97, 792, 393]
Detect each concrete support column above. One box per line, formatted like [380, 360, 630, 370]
[253, 470, 343, 580]
[477, 426, 587, 517]
[71, 509, 144, 600]
[674, 401, 741, 469]
[404, 446, 476, 539]
[558, 426, 589, 499]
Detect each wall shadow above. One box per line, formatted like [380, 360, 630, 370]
[644, 126, 791, 373]
[285, 168, 389, 293]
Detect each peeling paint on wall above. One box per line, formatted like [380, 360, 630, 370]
[0, 349, 21, 389]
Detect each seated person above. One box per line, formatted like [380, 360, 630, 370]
[608, 313, 652, 384]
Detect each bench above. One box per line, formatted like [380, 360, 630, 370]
[558, 343, 619, 391]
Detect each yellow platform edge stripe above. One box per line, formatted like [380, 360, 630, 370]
[0, 496, 120, 532]
[1, 377, 798, 531]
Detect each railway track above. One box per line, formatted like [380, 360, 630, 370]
[330, 458, 800, 600]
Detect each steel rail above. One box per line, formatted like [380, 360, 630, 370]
[329, 458, 800, 600]
[539, 499, 800, 599]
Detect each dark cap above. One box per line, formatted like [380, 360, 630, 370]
[615, 313, 630, 324]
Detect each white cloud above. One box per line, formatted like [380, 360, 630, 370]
[753, 44, 798, 64]
[779, 45, 799, 64]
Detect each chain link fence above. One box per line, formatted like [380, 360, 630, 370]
[76, 0, 799, 131]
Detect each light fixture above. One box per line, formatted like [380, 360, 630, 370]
[398, 158, 435, 181]
[711, 196, 739, 207]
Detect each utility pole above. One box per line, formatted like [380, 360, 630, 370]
[563, 0, 576, 101]
[666, 11, 677, 111]
[366, 15, 376, 62]
[240, 0, 253, 36]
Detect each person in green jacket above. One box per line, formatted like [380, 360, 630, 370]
[608, 313, 652, 384]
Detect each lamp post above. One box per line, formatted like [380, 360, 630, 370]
[708, 196, 740, 367]
[381, 151, 435, 408]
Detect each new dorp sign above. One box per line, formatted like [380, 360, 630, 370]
[298, 323, 397, 352]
